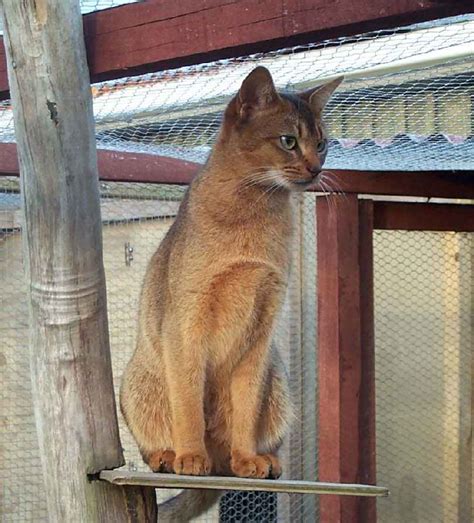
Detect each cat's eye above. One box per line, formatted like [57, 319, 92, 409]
[316, 139, 328, 154]
[280, 135, 297, 150]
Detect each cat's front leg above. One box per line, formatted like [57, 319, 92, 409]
[163, 337, 212, 476]
[230, 331, 281, 479]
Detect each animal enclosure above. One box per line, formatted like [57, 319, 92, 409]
[0, 2, 473, 522]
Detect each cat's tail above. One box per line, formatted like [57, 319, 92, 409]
[157, 489, 222, 522]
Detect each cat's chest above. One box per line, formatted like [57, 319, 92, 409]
[214, 218, 292, 264]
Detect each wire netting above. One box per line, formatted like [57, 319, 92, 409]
[0, 178, 319, 522]
[1, 9, 474, 523]
[80, 0, 140, 15]
[374, 230, 473, 523]
[1, 14, 472, 170]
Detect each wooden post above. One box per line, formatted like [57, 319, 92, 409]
[1, 1, 156, 520]
[316, 195, 376, 522]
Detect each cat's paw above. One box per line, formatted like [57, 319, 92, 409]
[173, 451, 212, 476]
[145, 449, 176, 473]
[231, 451, 282, 479]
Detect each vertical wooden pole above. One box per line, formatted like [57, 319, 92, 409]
[358, 200, 376, 522]
[316, 195, 376, 523]
[1, 1, 156, 521]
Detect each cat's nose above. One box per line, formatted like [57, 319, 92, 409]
[308, 166, 321, 178]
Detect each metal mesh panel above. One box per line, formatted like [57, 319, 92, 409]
[0, 180, 47, 521]
[80, 0, 140, 15]
[374, 230, 473, 523]
[1, 9, 473, 522]
[1, 179, 320, 522]
[2, 15, 472, 170]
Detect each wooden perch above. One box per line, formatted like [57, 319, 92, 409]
[99, 470, 390, 497]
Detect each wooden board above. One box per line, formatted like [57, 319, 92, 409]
[309, 170, 474, 200]
[316, 195, 376, 522]
[1, 143, 473, 199]
[0, 0, 472, 98]
[373, 202, 474, 232]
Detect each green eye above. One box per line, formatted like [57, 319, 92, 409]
[280, 135, 297, 150]
[316, 139, 328, 153]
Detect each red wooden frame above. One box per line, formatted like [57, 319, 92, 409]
[373, 201, 474, 232]
[317, 195, 376, 522]
[0, 0, 472, 98]
[1, 143, 473, 199]
[358, 200, 376, 523]
[316, 197, 473, 522]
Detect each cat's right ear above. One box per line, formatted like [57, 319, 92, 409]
[237, 66, 280, 120]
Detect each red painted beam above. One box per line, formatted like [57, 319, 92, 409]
[373, 201, 474, 232]
[317, 195, 376, 522]
[1, 143, 473, 198]
[309, 169, 474, 199]
[0, 141, 18, 175]
[0, 143, 200, 184]
[358, 200, 376, 523]
[1, 0, 472, 98]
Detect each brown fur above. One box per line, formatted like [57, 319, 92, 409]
[120, 67, 342, 520]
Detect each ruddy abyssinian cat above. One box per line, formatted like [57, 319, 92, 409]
[120, 66, 342, 520]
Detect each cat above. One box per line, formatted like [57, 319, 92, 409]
[119, 66, 342, 521]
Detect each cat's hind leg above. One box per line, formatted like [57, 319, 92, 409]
[252, 346, 291, 479]
[120, 350, 175, 472]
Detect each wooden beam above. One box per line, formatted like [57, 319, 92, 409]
[373, 201, 474, 232]
[310, 170, 474, 199]
[0, 0, 472, 98]
[358, 200, 377, 523]
[1, 1, 156, 520]
[317, 195, 376, 522]
[99, 470, 389, 497]
[1, 143, 473, 199]
[0, 143, 201, 183]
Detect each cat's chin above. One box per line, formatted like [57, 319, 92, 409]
[287, 179, 318, 192]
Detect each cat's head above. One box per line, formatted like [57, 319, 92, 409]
[222, 66, 342, 191]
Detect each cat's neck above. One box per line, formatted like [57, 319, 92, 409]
[193, 150, 291, 224]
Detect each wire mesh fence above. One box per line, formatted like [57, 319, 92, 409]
[374, 230, 473, 523]
[1, 8, 473, 523]
[1, 14, 472, 171]
[2, 178, 473, 521]
[0, 178, 319, 522]
[79, 0, 140, 15]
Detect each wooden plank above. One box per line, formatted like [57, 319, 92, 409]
[1, 143, 473, 199]
[373, 202, 474, 232]
[99, 470, 389, 497]
[0, 0, 472, 98]
[1, 1, 156, 520]
[0, 142, 19, 175]
[317, 195, 376, 522]
[96, 149, 199, 184]
[311, 170, 474, 199]
[358, 200, 377, 523]
[0, 143, 200, 184]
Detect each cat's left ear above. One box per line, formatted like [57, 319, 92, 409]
[237, 66, 280, 120]
[300, 76, 344, 116]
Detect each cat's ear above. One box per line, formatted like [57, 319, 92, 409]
[300, 76, 344, 116]
[237, 66, 280, 119]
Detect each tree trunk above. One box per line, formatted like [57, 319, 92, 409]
[1, 1, 156, 520]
